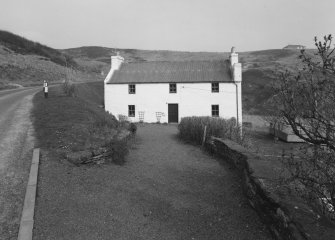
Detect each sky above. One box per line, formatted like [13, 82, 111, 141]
[0, 0, 334, 52]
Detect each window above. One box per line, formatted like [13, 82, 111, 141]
[128, 105, 135, 117]
[129, 84, 136, 94]
[212, 82, 219, 92]
[169, 83, 177, 93]
[212, 105, 219, 117]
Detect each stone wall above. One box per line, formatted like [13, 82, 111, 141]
[209, 137, 309, 240]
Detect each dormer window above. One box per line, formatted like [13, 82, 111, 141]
[169, 83, 177, 93]
[129, 84, 136, 94]
[211, 83, 219, 92]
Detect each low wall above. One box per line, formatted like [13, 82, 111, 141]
[208, 137, 309, 240]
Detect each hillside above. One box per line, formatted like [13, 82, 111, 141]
[62, 46, 227, 63]
[239, 49, 304, 114]
[0, 30, 77, 68]
[0, 31, 105, 89]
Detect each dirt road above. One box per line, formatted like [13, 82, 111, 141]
[0, 87, 39, 239]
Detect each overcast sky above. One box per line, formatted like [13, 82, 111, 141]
[0, 0, 334, 52]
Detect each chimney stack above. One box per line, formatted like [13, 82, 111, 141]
[229, 47, 241, 82]
[230, 46, 238, 67]
[111, 52, 124, 70]
[233, 63, 242, 82]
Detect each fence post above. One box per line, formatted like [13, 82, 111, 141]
[202, 125, 207, 147]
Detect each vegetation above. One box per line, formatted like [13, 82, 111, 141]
[32, 82, 130, 165]
[0, 81, 16, 90]
[270, 35, 335, 218]
[178, 116, 245, 146]
[62, 78, 76, 97]
[62, 67, 77, 97]
[0, 31, 105, 87]
[242, 69, 274, 114]
[0, 30, 77, 68]
[128, 122, 137, 134]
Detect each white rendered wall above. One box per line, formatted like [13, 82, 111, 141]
[105, 82, 239, 123]
[235, 82, 242, 126]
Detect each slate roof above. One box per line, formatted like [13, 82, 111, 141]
[107, 60, 232, 84]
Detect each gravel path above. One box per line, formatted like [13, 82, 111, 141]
[107, 124, 271, 239]
[34, 124, 272, 240]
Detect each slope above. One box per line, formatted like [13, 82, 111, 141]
[0, 31, 105, 89]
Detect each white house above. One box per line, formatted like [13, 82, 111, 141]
[104, 47, 242, 125]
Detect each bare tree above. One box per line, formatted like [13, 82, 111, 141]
[271, 35, 335, 218]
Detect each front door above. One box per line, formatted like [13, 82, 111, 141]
[168, 104, 178, 123]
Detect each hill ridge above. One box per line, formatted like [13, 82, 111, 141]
[0, 30, 76, 68]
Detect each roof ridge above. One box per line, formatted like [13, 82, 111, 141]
[109, 58, 232, 84]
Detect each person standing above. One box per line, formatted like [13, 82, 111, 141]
[43, 80, 48, 98]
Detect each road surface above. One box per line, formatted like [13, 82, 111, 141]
[0, 87, 40, 239]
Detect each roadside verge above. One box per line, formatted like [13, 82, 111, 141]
[17, 148, 40, 240]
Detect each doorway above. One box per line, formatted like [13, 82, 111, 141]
[168, 104, 178, 123]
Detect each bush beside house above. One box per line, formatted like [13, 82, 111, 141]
[178, 116, 243, 145]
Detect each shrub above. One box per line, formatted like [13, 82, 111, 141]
[128, 123, 137, 134]
[103, 138, 129, 165]
[62, 78, 76, 97]
[92, 112, 118, 129]
[282, 146, 335, 219]
[178, 116, 245, 146]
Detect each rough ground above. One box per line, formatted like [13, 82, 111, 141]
[34, 124, 271, 239]
[0, 87, 38, 239]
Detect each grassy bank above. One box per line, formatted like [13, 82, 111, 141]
[0, 81, 18, 90]
[32, 81, 129, 164]
[32, 81, 134, 239]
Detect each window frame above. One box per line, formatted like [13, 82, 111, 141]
[211, 82, 219, 93]
[211, 105, 219, 117]
[128, 84, 136, 94]
[169, 83, 177, 93]
[128, 105, 135, 117]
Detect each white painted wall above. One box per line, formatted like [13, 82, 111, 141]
[105, 82, 239, 123]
